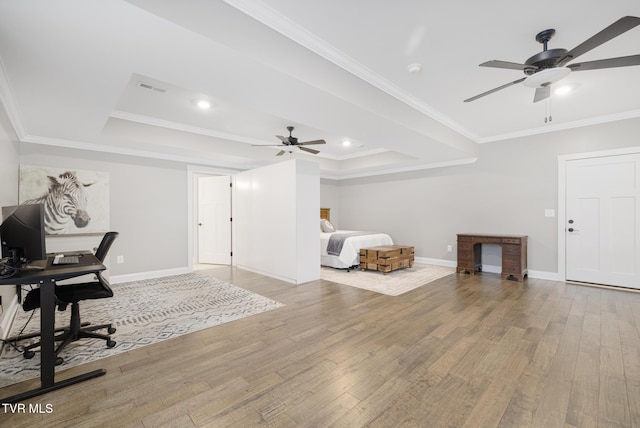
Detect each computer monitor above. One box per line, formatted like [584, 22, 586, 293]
[0, 204, 47, 266]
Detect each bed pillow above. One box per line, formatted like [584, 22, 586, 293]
[320, 219, 336, 233]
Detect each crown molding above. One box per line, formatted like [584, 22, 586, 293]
[222, 0, 479, 143]
[19, 133, 254, 170]
[110, 110, 388, 161]
[20, 132, 476, 181]
[223, 1, 640, 146]
[110, 110, 272, 146]
[478, 109, 640, 143]
[320, 157, 478, 181]
[314, 147, 388, 161]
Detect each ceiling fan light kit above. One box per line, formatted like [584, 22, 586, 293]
[464, 16, 640, 104]
[523, 67, 571, 88]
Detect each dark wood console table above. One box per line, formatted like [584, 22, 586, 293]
[456, 234, 528, 281]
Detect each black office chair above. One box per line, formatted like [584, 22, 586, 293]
[21, 231, 119, 364]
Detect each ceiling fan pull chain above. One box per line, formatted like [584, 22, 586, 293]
[544, 98, 553, 123]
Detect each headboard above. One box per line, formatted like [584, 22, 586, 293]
[320, 207, 330, 222]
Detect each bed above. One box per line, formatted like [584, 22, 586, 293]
[320, 208, 393, 269]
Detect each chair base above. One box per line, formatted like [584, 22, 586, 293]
[21, 303, 116, 364]
[6, 322, 90, 344]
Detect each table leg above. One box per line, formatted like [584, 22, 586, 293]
[39, 279, 55, 387]
[1, 279, 106, 404]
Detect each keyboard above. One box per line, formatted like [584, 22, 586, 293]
[53, 255, 80, 265]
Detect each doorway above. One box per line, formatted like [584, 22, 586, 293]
[187, 167, 234, 268]
[559, 149, 640, 288]
[197, 175, 232, 265]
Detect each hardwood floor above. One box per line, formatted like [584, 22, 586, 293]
[2, 267, 640, 427]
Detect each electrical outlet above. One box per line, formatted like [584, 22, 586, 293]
[116, 255, 124, 264]
[447, 245, 452, 252]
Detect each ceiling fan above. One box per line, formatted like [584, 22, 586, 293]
[254, 126, 326, 156]
[464, 16, 640, 103]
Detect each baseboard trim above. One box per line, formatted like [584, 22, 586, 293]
[110, 267, 191, 284]
[479, 264, 559, 281]
[108, 262, 560, 285]
[235, 264, 299, 285]
[416, 258, 559, 282]
[415, 257, 456, 268]
[0, 295, 20, 354]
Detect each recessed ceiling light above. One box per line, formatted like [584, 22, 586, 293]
[342, 140, 352, 147]
[407, 63, 422, 74]
[196, 100, 211, 110]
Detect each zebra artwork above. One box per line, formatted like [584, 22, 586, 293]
[23, 171, 94, 235]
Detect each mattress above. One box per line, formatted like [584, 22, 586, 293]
[320, 230, 393, 268]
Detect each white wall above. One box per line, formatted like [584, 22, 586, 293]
[0, 102, 19, 338]
[19, 144, 189, 280]
[235, 159, 319, 284]
[296, 160, 320, 283]
[324, 117, 640, 278]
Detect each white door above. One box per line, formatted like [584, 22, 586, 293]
[566, 154, 640, 288]
[198, 175, 231, 265]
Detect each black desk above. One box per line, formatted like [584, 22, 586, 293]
[0, 254, 106, 404]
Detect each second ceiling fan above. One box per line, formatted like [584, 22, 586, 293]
[256, 126, 326, 156]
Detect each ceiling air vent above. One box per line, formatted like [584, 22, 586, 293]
[137, 81, 166, 93]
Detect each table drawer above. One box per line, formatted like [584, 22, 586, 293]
[502, 238, 522, 244]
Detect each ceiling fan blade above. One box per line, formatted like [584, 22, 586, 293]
[464, 77, 527, 102]
[559, 16, 640, 65]
[298, 146, 319, 155]
[533, 86, 551, 103]
[480, 60, 531, 71]
[276, 135, 288, 144]
[276, 150, 286, 156]
[299, 139, 326, 145]
[568, 54, 640, 71]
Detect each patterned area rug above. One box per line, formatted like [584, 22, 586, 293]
[0, 272, 284, 388]
[321, 263, 455, 296]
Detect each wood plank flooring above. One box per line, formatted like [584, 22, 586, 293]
[2, 267, 640, 427]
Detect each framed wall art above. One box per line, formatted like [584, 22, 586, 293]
[19, 165, 110, 236]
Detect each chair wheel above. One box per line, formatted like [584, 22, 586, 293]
[23, 350, 35, 359]
[107, 327, 116, 334]
[107, 340, 116, 348]
[55, 357, 64, 366]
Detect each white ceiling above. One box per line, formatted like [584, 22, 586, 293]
[0, 0, 639, 179]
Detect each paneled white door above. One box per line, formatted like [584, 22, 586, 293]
[565, 153, 640, 288]
[198, 175, 231, 265]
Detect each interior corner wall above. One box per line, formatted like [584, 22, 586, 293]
[328, 117, 640, 277]
[320, 180, 340, 227]
[18, 144, 189, 279]
[296, 160, 320, 283]
[0, 101, 19, 338]
[235, 159, 319, 284]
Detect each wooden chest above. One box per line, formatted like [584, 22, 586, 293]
[360, 245, 414, 274]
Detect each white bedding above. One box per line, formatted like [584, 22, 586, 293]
[321, 230, 393, 268]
